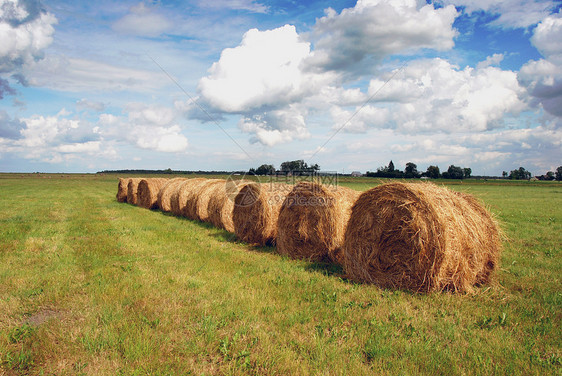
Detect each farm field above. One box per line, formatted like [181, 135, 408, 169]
[0, 173, 560, 375]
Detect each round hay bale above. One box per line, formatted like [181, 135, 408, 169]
[158, 178, 187, 212]
[188, 179, 226, 222]
[233, 182, 290, 246]
[173, 178, 211, 218]
[341, 182, 502, 293]
[208, 180, 252, 232]
[126, 178, 143, 206]
[116, 178, 129, 203]
[137, 178, 169, 209]
[277, 182, 360, 263]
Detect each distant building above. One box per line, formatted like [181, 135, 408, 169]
[351, 171, 362, 177]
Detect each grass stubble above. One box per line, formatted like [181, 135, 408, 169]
[0, 174, 560, 375]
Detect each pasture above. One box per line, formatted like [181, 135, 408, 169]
[0, 173, 560, 375]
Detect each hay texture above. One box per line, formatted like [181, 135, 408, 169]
[277, 182, 360, 263]
[137, 178, 168, 209]
[208, 180, 252, 232]
[116, 178, 129, 203]
[126, 178, 143, 206]
[233, 182, 290, 246]
[157, 178, 187, 212]
[341, 182, 502, 293]
[174, 178, 210, 218]
[188, 179, 226, 222]
[455, 191, 502, 285]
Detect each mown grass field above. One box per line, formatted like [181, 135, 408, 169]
[0, 173, 560, 375]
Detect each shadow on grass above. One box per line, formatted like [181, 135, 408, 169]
[304, 261, 344, 278]
[158, 210, 278, 253]
[205, 224, 346, 278]
[150, 208, 348, 281]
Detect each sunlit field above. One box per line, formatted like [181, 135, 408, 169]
[0, 173, 560, 375]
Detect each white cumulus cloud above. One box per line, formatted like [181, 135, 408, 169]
[198, 25, 316, 113]
[56, 141, 101, 153]
[196, 0, 460, 146]
[306, 0, 458, 75]
[98, 103, 189, 153]
[338, 58, 527, 133]
[518, 11, 562, 118]
[3, 110, 108, 163]
[476, 53, 504, 69]
[237, 105, 310, 146]
[0, 0, 57, 72]
[134, 125, 189, 153]
[0, 0, 56, 98]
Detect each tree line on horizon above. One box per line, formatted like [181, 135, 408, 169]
[365, 161, 472, 179]
[248, 160, 320, 176]
[99, 162, 562, 181]
[247, 160, 562, 181]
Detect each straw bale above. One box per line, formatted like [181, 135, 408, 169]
[116, 178, 129, 203]
[173, 178, 210, 218]
[137, 178, 169, 209]
[157, 178, 187, 212]
[188, 179, 226, 222]
[126, 178, 143, 206]
[208, 180, 252, 232]
[277, 182, 360, 262]
[341, 182, 502, 293]
[233, 182, 290, 246]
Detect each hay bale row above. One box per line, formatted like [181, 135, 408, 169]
[116, 177, 501, 293]
[116, 177, 256, 232]
[116, 176, 292, 247]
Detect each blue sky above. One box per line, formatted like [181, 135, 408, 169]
[1, 0, 561, 175]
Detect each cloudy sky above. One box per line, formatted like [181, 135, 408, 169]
[0, 0, 561, 175]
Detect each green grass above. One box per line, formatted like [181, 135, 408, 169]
[0, 174, 560, 375]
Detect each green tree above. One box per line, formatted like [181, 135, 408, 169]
[426, 165, 440, 179]
[446, 165, 464, 179]
[502, 171, 508, 178]
[255, 164, 275, 175]
[556, 166, 562, 181]
[280, 160, 320, 175]
[546, 171, 555, 180]
[404, 162, 419, 178]
[463, 167, 472, 178]
[509, 167, 531, 180]
[388, 160, 395, 172]
[281, 160, 304, 173]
